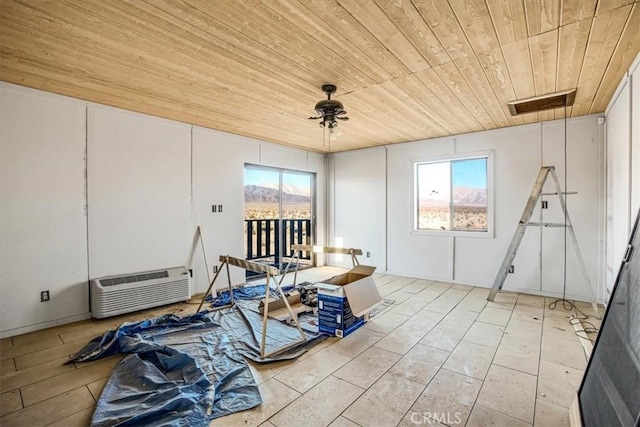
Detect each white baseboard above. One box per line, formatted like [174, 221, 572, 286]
[569, 395, 582, 427]
[0, 312, 92, 339]
[501, 287, 604, 305]
[375, 270, 604, 305]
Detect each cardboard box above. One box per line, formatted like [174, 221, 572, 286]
[316, 265, 382, 337]
[317, 292, 364, 337]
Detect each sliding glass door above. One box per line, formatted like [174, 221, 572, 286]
[244, 165, 315, 276]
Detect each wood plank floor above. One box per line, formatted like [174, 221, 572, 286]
[0, 267, 600, 426]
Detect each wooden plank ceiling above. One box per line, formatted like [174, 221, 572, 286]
[1, 0, 639, 153]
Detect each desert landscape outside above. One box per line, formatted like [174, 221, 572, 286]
[418, 206, 488, 231]
[244, 167, 313, 267]
[245, 202, 311, 221]
[417, 158, 488, 231]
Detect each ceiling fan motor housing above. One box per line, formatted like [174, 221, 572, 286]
[314, 99, 344, 114]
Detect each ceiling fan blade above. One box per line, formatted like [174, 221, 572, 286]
[336, 116, 349, 121]
[335, 110, 347, 116]
[308, 116, 322, 120]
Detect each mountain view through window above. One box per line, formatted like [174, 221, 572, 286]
[417, 157, 488, 232]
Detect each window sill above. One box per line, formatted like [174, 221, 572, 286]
[410, 229, 494, 239]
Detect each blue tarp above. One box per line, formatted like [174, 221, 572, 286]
[212, 299, 328, 363]
[69, 313, 260, 426]
[93, 350, 211, 426]
[208, 284, 294, 307]
[70, 300, 328, 426]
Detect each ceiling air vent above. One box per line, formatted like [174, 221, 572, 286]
[507, 89, 577, 116]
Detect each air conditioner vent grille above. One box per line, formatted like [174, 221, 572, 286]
[91, 267, 190, 318]
[99, 270, 169, 286]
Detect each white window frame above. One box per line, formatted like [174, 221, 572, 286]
[411, 150, 494, 238]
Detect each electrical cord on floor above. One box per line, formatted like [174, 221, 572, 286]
[547, 297, 573, 312]
[547, 298, 590, 319]
[570, 317, 600, 343]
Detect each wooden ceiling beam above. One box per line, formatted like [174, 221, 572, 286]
[452, 56, 512, 128]
[373, 0, 451, 67]
[413, 68, 486, 133]
[525, 0, 561, 36]
[590, 3, 640, 112]
[557, 17, 593, 91]
[263, 0, 394, 83]
[561, 0, 597, 26]
[572, 4, 633, 116]
[486, 0, 529, 44]
[302, 0, 412, 78]
[412, 0, 475, 61]
[434, 61, 497, 129]
[530, 29, 559, 96]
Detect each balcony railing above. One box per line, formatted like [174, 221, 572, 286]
[245, 219, 312, 267]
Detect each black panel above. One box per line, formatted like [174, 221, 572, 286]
[579, 210, 640, 427]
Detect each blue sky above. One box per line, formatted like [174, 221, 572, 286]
[245, 168, 278, 186]
[245, 168, 311, 188]
[418, 158, 486, 201]
[452, 158, 487, 188]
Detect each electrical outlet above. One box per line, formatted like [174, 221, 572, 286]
[212, 205, 217, 213]
[541, 200, 548, 209]
[366, 251, 370, 258]
[508, 265, 515, 274]
[213, 266, 218, 274]
[218, 204, 223, 213]
[40, 290, 50, 302]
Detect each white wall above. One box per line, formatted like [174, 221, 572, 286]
[0, 86, 89, 334]
[632, 63, 640, 221]
[191, 127, 327, 292]
[331, 115, 605, 302]
[539, 119, 604, 299]
[605, 84, 630, 299]
[0, 82, 326, 337]
[87, 107, 192, 278]
[329, 147, 386, 271]
[604, 53, 640, 303]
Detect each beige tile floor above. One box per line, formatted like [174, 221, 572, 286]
[0, 267, 600, 427]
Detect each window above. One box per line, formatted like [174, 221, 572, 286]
[243, 164, 316, 276]
[415, 154, 491, 234]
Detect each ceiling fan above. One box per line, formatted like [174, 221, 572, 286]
[308, 84, 349, 129]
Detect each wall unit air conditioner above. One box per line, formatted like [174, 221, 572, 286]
[90, 266, 191, 318]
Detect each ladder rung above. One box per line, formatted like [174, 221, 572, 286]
[541, 191, 578, 196]
[527, 222, 568, 227]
